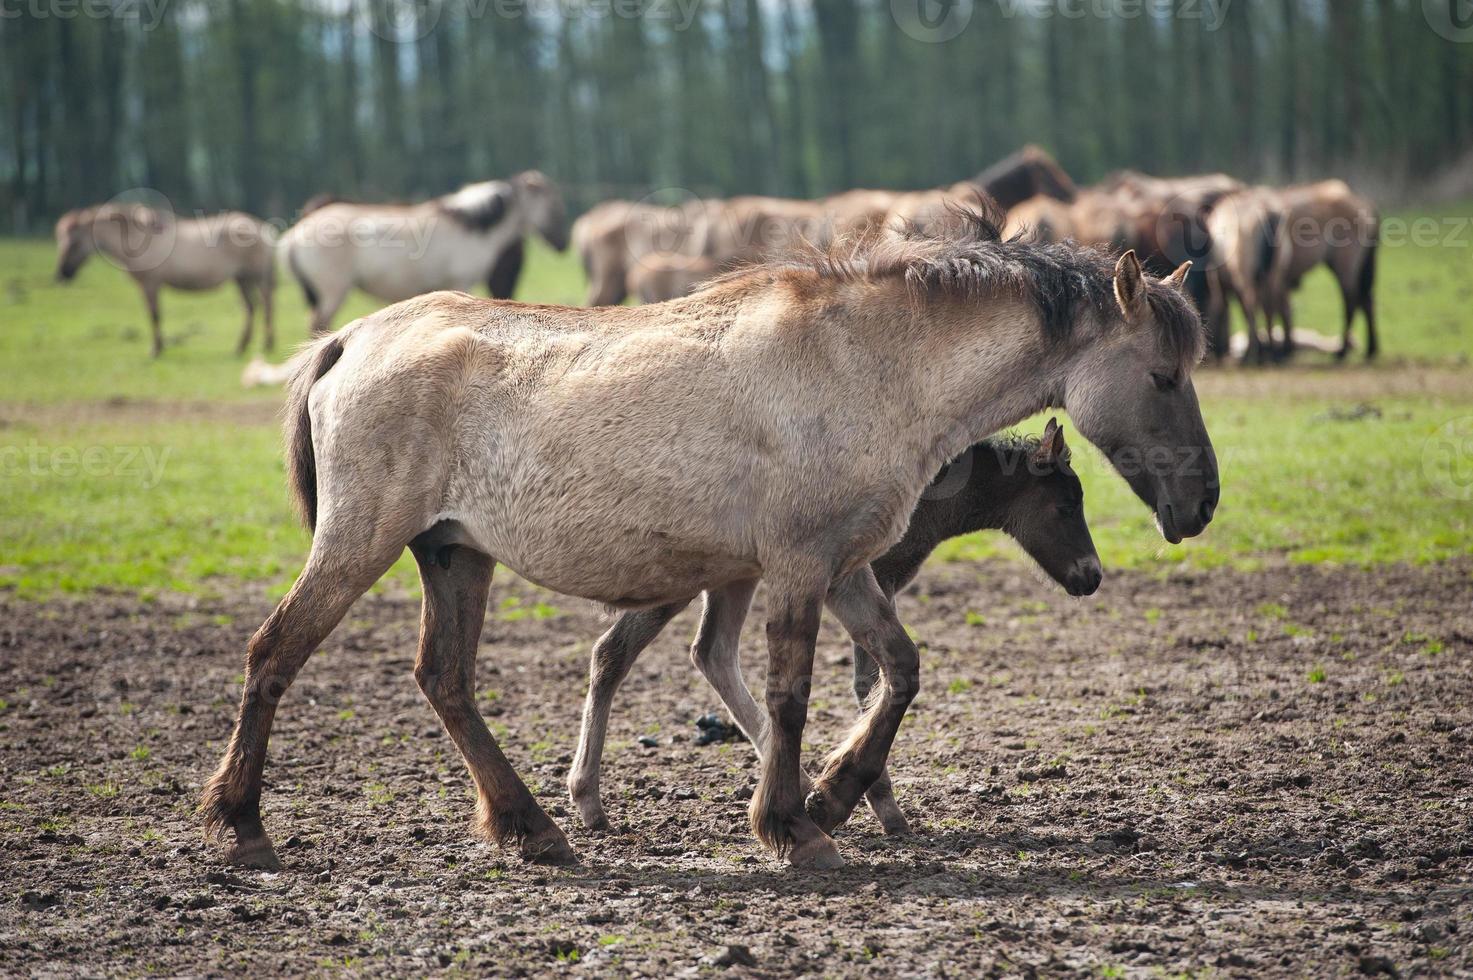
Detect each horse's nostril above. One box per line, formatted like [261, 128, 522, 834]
[1199, 498, 1217, 524]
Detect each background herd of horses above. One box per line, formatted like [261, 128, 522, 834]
[53, 145, 1378, 368]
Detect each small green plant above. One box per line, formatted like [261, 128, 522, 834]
[130, 745, 152, 762]
[86, 782, 120, 798]
[1306, 665, 1327, 684]
[1257, 602, 1288, 620]
[1143, 607, 1162, 625]
[947, 677, 973, 695]
[964, 610, 986, 627]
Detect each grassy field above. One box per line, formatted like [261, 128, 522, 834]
[2, 204, 1471, 597]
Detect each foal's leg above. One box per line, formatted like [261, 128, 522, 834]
[751, 568, 843, 869]
[233, 277, 257, 356]
[411, 543, 575, 864]
[201, 545, 398, 868]
[849, 644, 912, 835]
[568, 600, 690, 831]
[804, 568, 921, 837]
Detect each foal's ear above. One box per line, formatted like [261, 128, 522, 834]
[1033, 417, 1065, 466]
[1163, 260, 1192, 292]
[1113, 249, 1149, 323]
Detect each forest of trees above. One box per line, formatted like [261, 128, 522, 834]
[3, 0, 1472, 232]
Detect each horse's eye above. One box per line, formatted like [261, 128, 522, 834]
[1151, 372, 1177, 392]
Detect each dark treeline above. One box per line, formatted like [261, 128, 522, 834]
[3, 0, 1472, 232]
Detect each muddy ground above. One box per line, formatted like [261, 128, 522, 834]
[1, 559, 1470, 977]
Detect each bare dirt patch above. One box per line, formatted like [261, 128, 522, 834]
[2, 560, 1470, 976]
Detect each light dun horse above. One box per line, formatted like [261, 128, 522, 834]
[54, 204, 276, 357]
[568, 419, 1103, 835]
[280, 170, 568, 335]
[202, 210, 1218, 871]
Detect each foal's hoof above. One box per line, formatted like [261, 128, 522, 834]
[225, 834, 282, 871]
[788, 834, 845, 870]
[521, 827, 579, 866]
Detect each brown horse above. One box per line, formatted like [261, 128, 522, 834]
[568, 420, 1102, 835]
[201, 210, 1217, 872]
[1269, 180, 1379, 360]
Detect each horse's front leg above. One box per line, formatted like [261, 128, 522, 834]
[140, 282, 163, 358]
[805, 567, 920, 836]
[751, 571, 843, 869]
[233, 277, 257, 356]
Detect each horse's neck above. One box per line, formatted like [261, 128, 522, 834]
[902, 302, 1065, 486]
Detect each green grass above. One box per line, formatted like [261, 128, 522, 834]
[2, 203, 1471, 596]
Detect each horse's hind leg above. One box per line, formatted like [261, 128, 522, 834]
[804, 568, 920, 837]
[568, 600, 689, 831]
[233, 277, 256, 356]
[259, 272, 276, 353]
[410, 542, 575, 865]
[201, 548, 395, 868]
[849, 645, 911, 836]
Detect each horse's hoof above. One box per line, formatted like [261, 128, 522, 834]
[804, 788, 850, 835]
[521, 828, 578, 866]
[869, 800, 912, 836]
[225, 835, 282, 871]
[788, 834, 844, 870]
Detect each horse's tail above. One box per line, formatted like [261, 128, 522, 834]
[281, 233, 320, 311]
[1255, 209, 1282, 291]
[1358, 236, 1378, 309]
[285, 334, 346, 532]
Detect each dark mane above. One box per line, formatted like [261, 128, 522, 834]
[709, 204, 1205, 373]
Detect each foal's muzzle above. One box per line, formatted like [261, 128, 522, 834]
[1063, 557, 1103, 597]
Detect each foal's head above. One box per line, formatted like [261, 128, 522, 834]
[980, 419, 1101, 597]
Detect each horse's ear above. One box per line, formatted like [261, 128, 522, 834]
[1113, 249, 1149, 323]
[1164, 260, 1192, 292]
[1049, 420, 1067, 458]
[133, 206, 165, 234]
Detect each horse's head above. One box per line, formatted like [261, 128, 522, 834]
[1064, 251, 1219, 544]
[991, 419, 1102, 597]
[515, 170, 569, 251]
[57, 204, 168, 280]
[53, 208, 97, 281]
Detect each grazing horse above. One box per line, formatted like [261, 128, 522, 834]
[280, 171, 568, 334]
[1270, 180, 1379, 360]
[54, 205, 276, 357]
[569, 419, 1101, 835]
[201, 209, 1218, 871]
